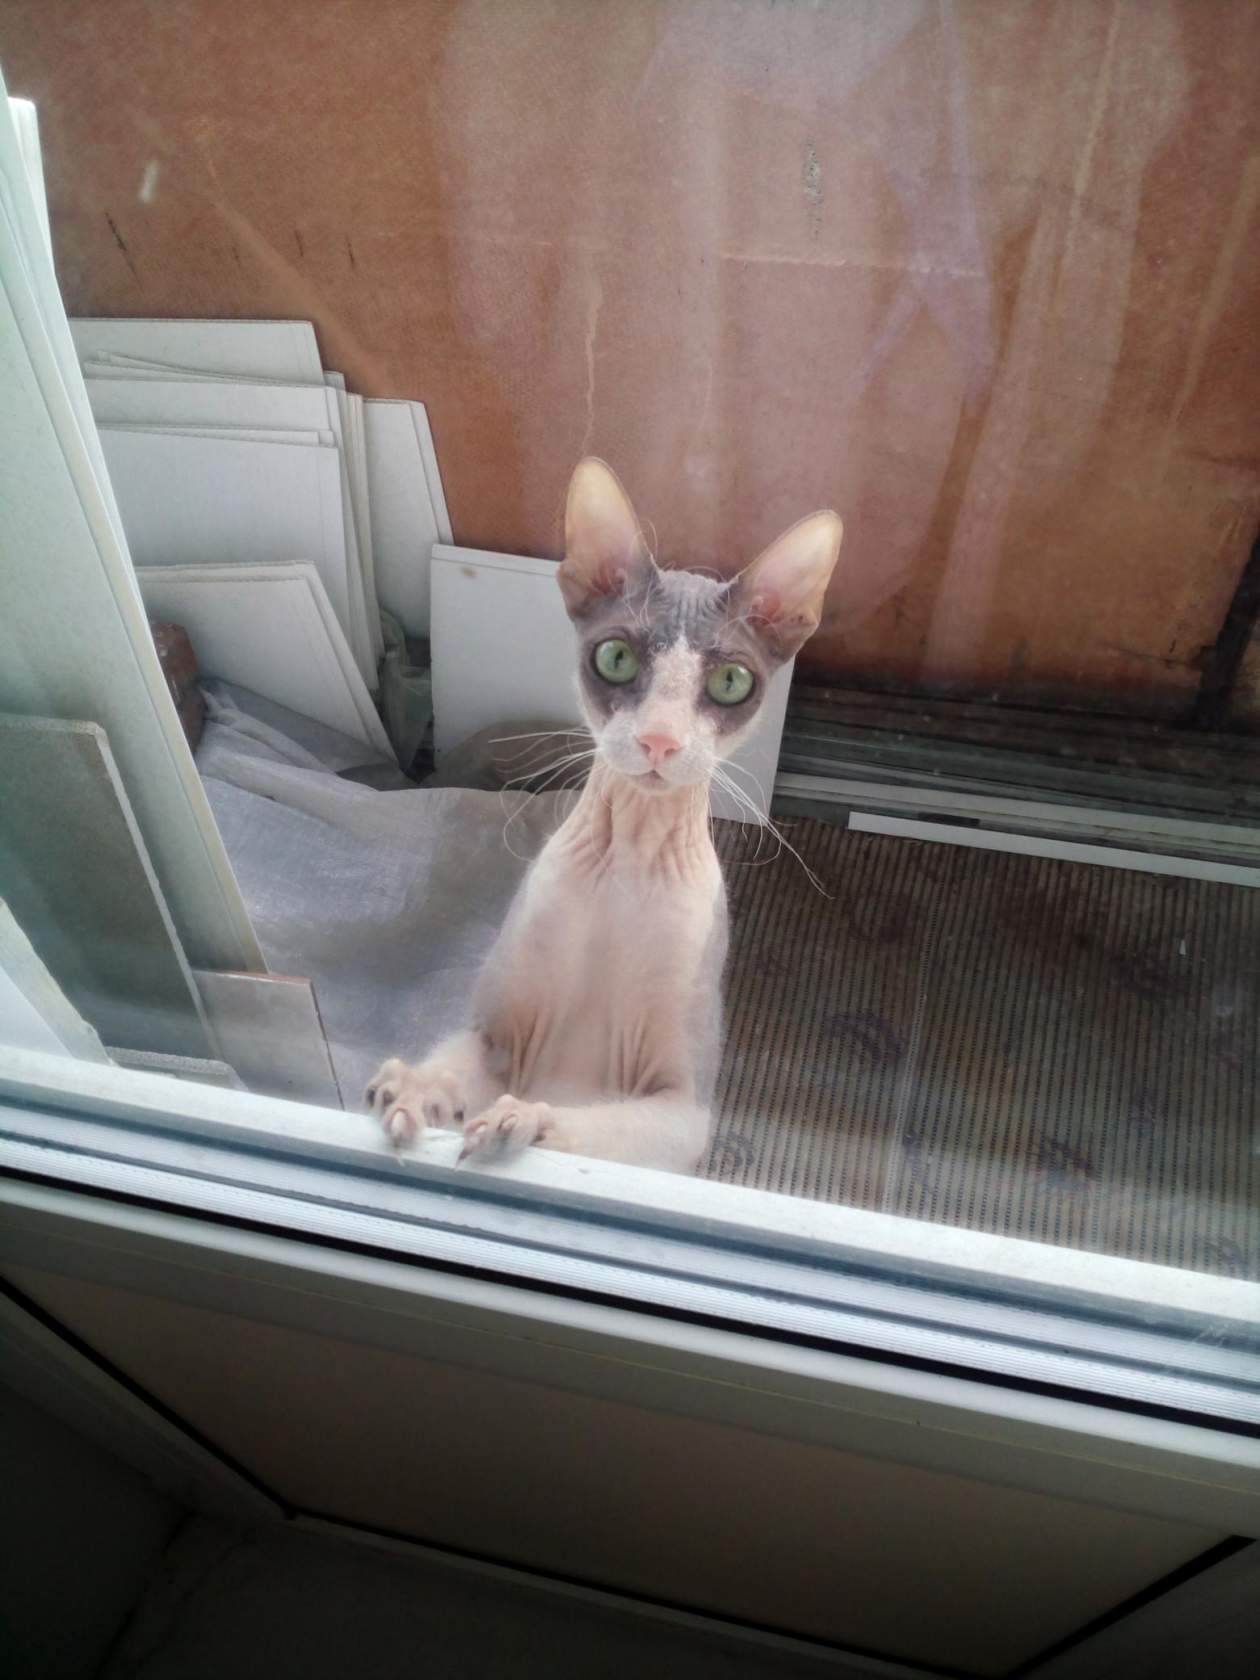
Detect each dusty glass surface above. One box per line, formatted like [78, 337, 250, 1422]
[1, 1, 1257, 1347]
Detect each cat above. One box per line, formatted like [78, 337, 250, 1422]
[367, 458, 842, 1171]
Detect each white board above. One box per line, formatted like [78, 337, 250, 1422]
[0, 714, 216, 1059]
[103, 423, 330, 447]
[194, 969, 342, 1108]
[87, 369, 381, 690]
[847, 812, 1260, 888]
[95, 425, 371, 679]
[0, 900, 111, 1062]
[413, 401, 452, 545]
[0, 73, 261, 974]
[108, 1047, 246, 1089]
[135, 562, 393, 758]
[85, 372, 345, 436]
[430, 544, 792, 823]
[0, 954, 76, 1058]
[86, 374, 379, 690]
[778, 773, 1260, 861]
[346, 392, 383, 663]
[70, 317, 324, 384]
[95, 424, 347, 575]
[363, 399, 447, 636]
[0, 153, 126, 557]
[322, 384, 376, 677]
[7, 98, 49, 259]
[82, 352, 315, 388]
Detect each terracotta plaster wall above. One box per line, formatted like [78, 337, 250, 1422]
[2, 0, 1258, 713]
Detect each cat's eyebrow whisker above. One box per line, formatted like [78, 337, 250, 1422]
[621, 587, 651, 633]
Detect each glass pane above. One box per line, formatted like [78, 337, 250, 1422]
[1, 3, 1257, 1423]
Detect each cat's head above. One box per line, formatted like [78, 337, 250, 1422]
[557, 458, 842, 792]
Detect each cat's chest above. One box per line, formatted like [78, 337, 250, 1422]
[487, 847, 723, 1097]
[516, 860, 717, 996]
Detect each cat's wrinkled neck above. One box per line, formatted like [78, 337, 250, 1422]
[561, 762, 714, 880]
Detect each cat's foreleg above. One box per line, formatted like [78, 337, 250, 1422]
[366, 1029, 506, 1147]
[460, 1092, 710, 1174]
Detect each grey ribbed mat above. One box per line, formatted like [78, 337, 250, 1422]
[706, 819, 1259, 1280]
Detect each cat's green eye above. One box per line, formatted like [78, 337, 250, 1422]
[593, 638, 639, 684]
[707, 662, 755, 706]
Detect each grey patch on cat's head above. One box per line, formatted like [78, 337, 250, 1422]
[573, 558, 775, 743]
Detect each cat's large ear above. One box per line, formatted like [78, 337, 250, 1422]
[558, 458, 651, 619]
[730, 510, 843, 660]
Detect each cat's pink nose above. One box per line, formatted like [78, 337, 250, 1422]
[638, 731, 682, 768]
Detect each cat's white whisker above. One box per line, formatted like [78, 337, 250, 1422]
[499, 748, 595, 790]
[489, 727, 593, 749]
[496, 747, 598, 861]
[711, 760, 776, 865]
[489, 727, 589, 742]
[501, 760, 599, 842]
[489, 728, 593, 768]
[709, 764, 829, 896]
[497, 763, 582, 846]
[718, 754, 766, 798]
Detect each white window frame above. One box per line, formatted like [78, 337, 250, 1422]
[2, 1045, 1258, 1546]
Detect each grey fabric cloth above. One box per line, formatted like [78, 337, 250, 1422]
[197, 687, 564, 1104]
[201, 681, 387, 774]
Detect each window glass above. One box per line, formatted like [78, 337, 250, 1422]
[0, 3, 1257, 1420]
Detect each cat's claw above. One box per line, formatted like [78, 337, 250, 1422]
[459, 1095, 556, 1163]
[365, 1056, 468, 1150]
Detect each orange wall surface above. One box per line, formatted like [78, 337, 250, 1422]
[2, 0, 1258, 713]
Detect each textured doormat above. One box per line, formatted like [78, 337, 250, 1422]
[706, 819, 1259, 1280]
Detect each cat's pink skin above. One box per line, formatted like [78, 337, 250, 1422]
[367, 459, 841, 1173]
[368, 762, 721, 1170]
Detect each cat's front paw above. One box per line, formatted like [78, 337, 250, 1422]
[458, 1095, 556, 1163]
[365, 1056, 469, 1148]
